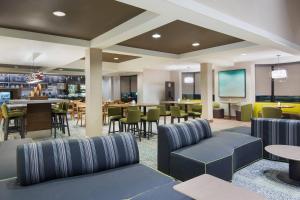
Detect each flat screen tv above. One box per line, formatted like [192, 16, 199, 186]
[0, 92, 11, 104]
[218, 69, 246, 98]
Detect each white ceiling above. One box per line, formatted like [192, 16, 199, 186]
[0, 0, 300, 75]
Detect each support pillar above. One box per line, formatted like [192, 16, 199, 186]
[85, 48, 103, 136]
[200, 63, 213, 121]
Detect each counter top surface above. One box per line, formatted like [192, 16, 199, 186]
[9, 98, 67, 104]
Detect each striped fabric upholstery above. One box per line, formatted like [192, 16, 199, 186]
[251, 118, 300, 160]
[160, 119, 212, 151]
[17, 133, 139, 186]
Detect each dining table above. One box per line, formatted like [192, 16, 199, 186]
[160, 101, 199, 113]
[220, 100, 241, 119]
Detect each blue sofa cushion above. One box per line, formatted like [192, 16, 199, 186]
[17, 133, 139, 186]
[158, 119, 212, 174]
[170, 137, 233, 181]
[0, 164, 175, 200]
[251, 118, 300, 160]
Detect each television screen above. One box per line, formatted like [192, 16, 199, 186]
[0, 92, 11, 104]
[218, 69, 246, 98]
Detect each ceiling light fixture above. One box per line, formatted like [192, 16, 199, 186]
[53, 11, 66, 17]
[192, 42, 200, 47]
[241, 53, 247, 56]
[113, 57, 119, 60]
[58, 68, 64, 71]
[152, 33, 161, 39]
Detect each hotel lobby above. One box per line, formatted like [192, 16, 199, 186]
[0, 1, 299, 200]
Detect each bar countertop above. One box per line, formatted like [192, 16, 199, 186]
[9, 98, 68, 105]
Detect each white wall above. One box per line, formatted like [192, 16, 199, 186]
[214, 62, 256, 116]
[102, 77, 112, 101]
[111, 76, 120, 100]
[139, 69, 171, 104]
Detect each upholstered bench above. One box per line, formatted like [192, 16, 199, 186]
[251, 118, 300, 160]
[0, 133, 185, 200]
[158, 119, 262, 181]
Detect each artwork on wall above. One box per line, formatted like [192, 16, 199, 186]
[218, 69, 246, 98]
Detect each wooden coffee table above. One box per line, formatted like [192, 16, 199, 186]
[265, 145, 300, 186]
[173, 174, 265, 200]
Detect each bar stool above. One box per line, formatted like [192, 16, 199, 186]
[1, 103, 26, 140]
[108, 107, 122, 134]
[157, 105, 171, 124]
[141, 108, 160, 139]
[51, 102, 70, 138]
[120, 110, 141, 141]
[170, 106, 188, 123]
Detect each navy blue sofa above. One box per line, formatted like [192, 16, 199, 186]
[158, 119, 262, 181]
[251, 118, 300, 160]
[0, 133, 191, 200]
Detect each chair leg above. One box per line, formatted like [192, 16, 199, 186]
[4, 119, 8, 141]
[137, 123, 141, 142]
[65, 115, 70, 136]
[171, 117, 174, 124]
[113, 121, 115, 133]
[178, 118, 180, 123]
[164, 116, 166, 124]
[108, 120, 112, 134]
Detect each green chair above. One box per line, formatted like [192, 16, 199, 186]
[127, 105, 143, 116]
[141, 108, 160, 139]
[157, 105, 171, 124]
[188, 104, 202, 119]
[213, 102, 220, 109]
[262, 107, 282, 119]
[120, 110, 141, 141]
[51, 102, 70, 138]
[236, 104, 252, 122]
[108, 107, 122, 134]
[1, 103, 26, 140]
[170, 106, 188, 123]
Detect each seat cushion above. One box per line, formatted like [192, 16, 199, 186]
[0, 139, 33, 180]
[130, 182, 192, 200]
[8, 111, 25, 118]
[214, 132, 262, 171]
[109, 115, 122, 120]
[170, 137, 233, 181]
[0, 164, 174, 200]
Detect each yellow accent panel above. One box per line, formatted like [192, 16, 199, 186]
[253, 102, 300, 117]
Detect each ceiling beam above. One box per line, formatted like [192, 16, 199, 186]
[105, 45, 179, 59]
[91, 11, 173, 49]
[0, 27, 90, 47]
[179, 41, 257, 60]
[118, 0, 300, 54]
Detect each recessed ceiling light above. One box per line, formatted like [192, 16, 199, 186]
[113, 57, 119, 60]
[192, 42, 200, 47]
[53, 11, 66, 17]
[152, 33, 161, 39]
[241, 53, 247, 56]
[58, 68, 64, 71]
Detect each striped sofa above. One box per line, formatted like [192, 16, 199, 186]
[0, 133, 191, 200]
[158, 119, 262, 181]
[251, 118, 300, 160]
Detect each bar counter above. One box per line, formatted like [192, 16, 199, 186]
[8, 99, 67, 132]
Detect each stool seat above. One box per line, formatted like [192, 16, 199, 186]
[52, 109, 67, 114]
[7, 110, 25, 118]
[109, 115, 122, 120]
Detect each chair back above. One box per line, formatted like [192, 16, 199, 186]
[157, 105, 167, 115]
[192, 104, 202, 112]
[170, 106, 181, 117]
[127, 110, 141, 123]
[241, 104, 252, 121]
[108, 107, 122, 117]
[262, 107, 282, 119]
[147, 108, 160, 121]
[1, 103, 8, 119]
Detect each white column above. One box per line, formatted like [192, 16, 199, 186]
[137, 72, 144, 104]
[200, 63, 213, 121]
[85, 48, 102, 136]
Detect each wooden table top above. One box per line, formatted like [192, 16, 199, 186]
[173, 174, 265, 200]
[275, 105, 295, 109]
[108, 103, 158, 108]
[161, 101, 199, 105]
[265, 145, 300, 161]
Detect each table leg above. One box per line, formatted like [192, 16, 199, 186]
[185, 105, 188, 113]
[290, 160, 300, 181]
[228, 103, 231, 119]
[143, 106, 147, 116]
